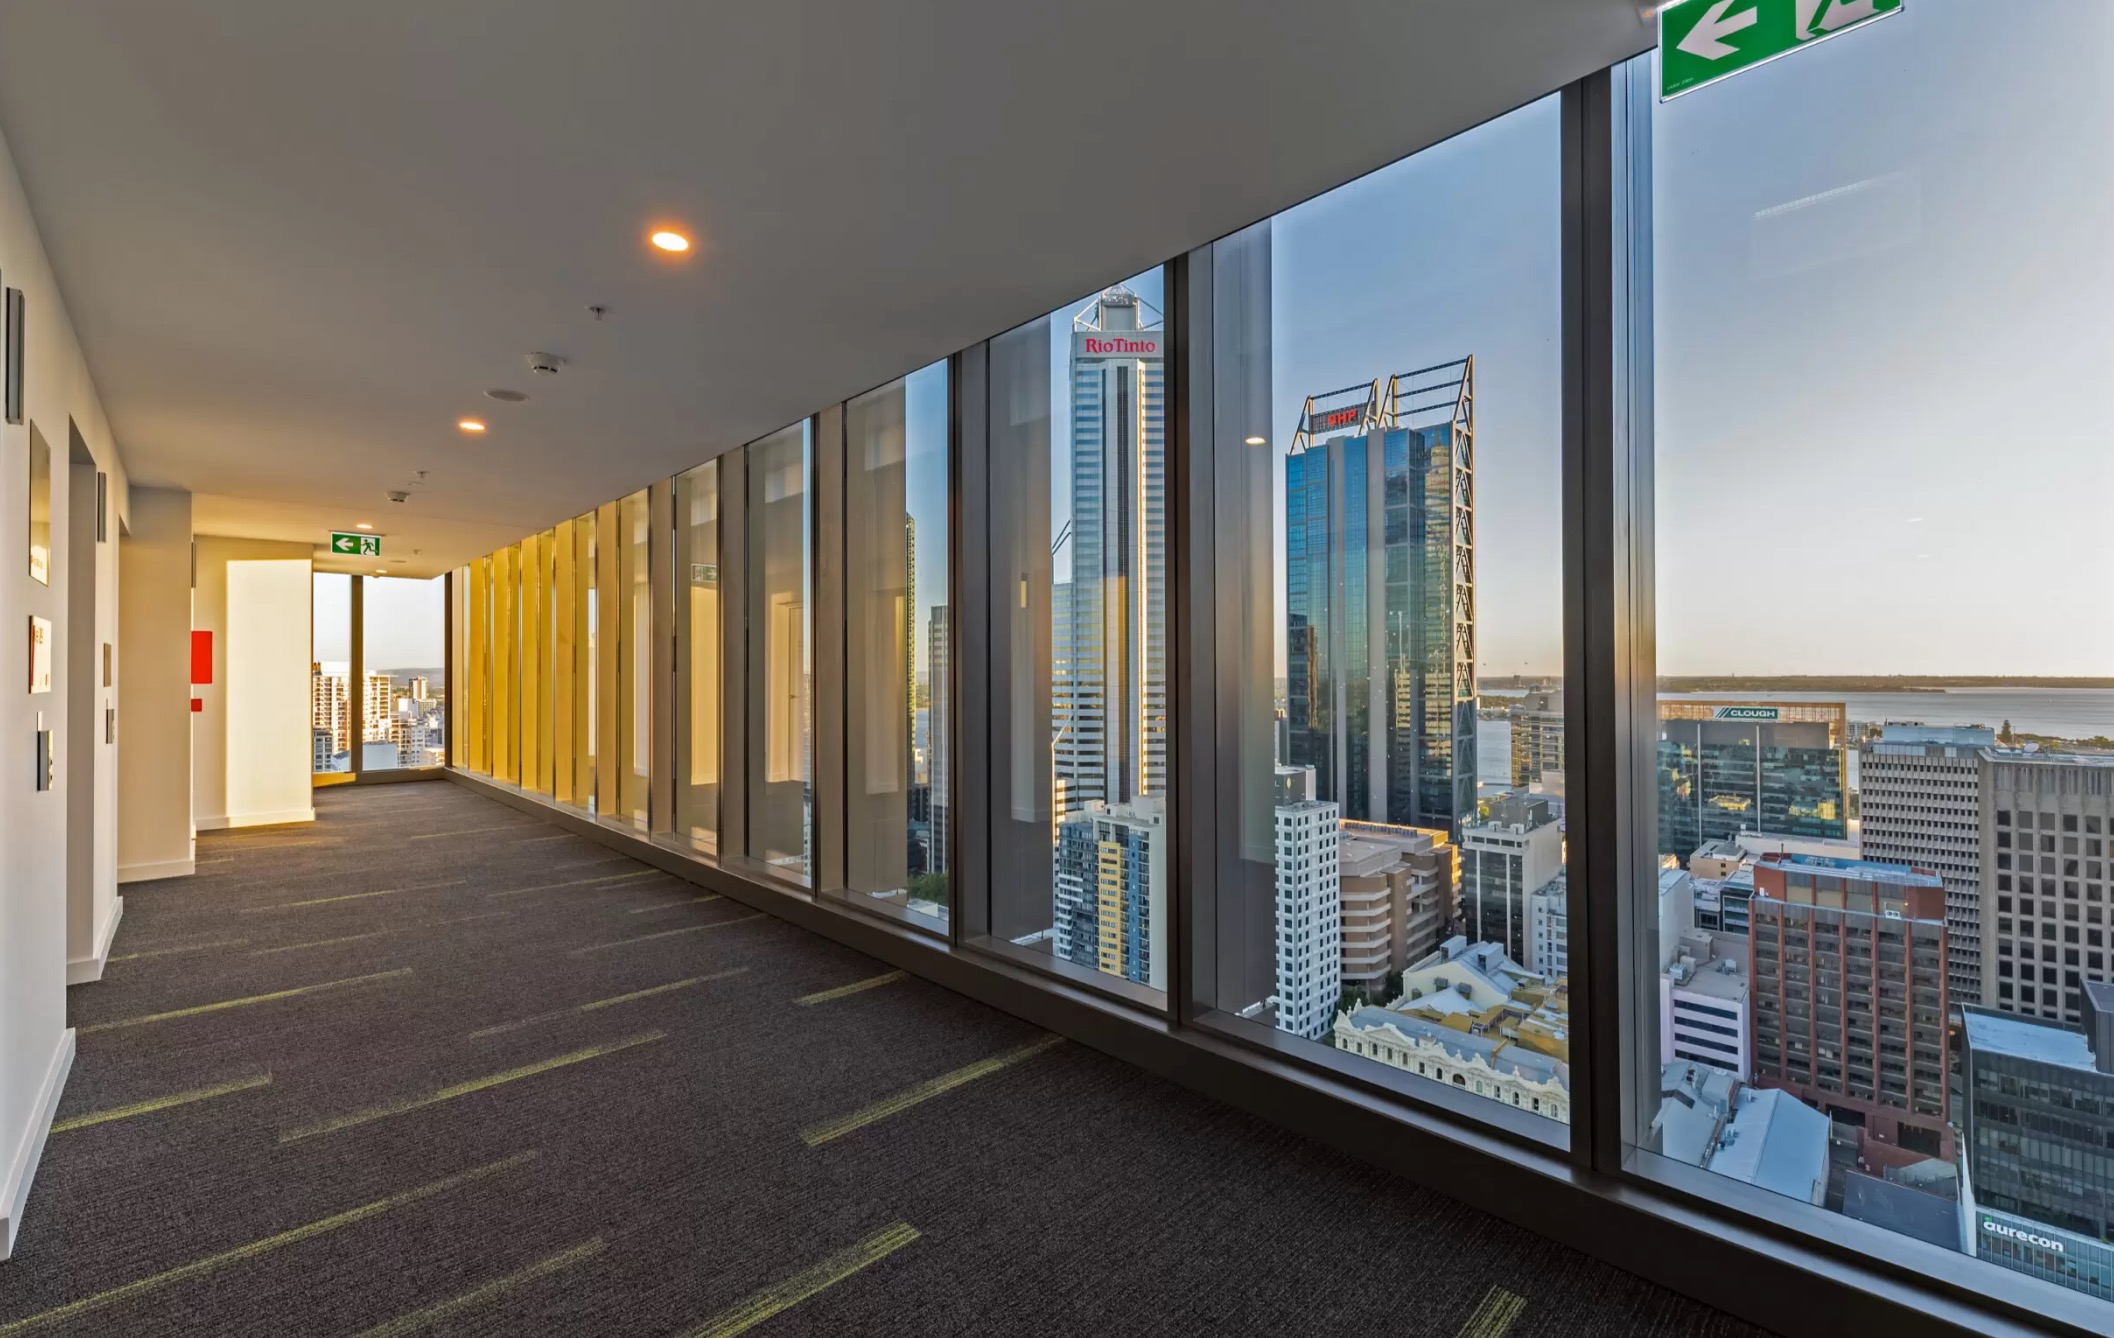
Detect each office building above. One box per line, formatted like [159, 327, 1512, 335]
[1338, 820, 1454, 998]
[1860, 724, 1993, 1005]
[1960, 988, 2114, 1303]
[1283, 363, 1476, 832]
[1527, 874, 1567, 978]
[1653, 1061, 1829, 1207]
[1979, 749, 2114, 1027]
[1053, 286, 1166, 820]
[928, 605, 949, 874]
[1748, 854, 1951, 1158]
[362, 671, 396, 743]
[1273, 767, 1342, 1040]
[1459, 792, 1563, 964]
[1661, 929, 1752, 1077]
[1054, 795, 1167, 989]
[1658, 701, 1848, 864]
[311, 662, 350, 760]
[1508, 687, 1564, 790]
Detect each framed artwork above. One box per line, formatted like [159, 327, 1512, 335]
[27, 420, 49, 584]
[4, 287, 21, 424]
[28, 615, 52, 694]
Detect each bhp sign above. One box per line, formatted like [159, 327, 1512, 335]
[1074, 332, 1162, 359]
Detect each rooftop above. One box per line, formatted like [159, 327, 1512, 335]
[1343, 1008, 1569, 1087]
[1757, 853, 1943, 888]
[1869, 724, 1996, 748]
[1963, 1006, 2106, 1075]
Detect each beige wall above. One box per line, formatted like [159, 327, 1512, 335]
[116, 488, 192, 881]
[0, 115, 129, 1259]
[191, 537, 313, 830]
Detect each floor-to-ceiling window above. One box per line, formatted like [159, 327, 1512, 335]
[311, 572, 352, 775]
[1200, 94, 1566, 1131]
[676, 462, 722, 851]
[837, 360, 950, 932]
[983, 271, 1170, 1001]
[744, 422, 812, 881]
[1631, 0, 2114, 1322]
[359, 575, 447, 771]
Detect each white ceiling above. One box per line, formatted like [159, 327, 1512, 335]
[0, 1, 1648, 578]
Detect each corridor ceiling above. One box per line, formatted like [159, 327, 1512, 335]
[0, 1, 1646, 576]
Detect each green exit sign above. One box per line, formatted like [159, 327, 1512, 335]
[329, 531, 381, 557]
[1661, 0, 1903, 100]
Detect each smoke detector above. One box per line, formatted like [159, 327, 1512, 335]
[526, 352, 566, 376]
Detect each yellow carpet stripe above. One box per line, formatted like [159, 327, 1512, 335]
[242, 878, 466, 911]
[1458, 1286, 1528, 1338]
[801, 1036, 1062, 1147]
[488, 869, 658, 900]
[677, 1223, 921, 1338]
[0, 1151, 541, 1337]
[624, 894, 722, 914]
[281, 1032, 666, 1142]
[349, 1237, 607, 1338]
[467, 970, 748, 1039]
[795, 971, 907, 1006]
[570, 915, 763, 955]
[107, 938, 250, 962]
[250, 930, 393, 956]
[406, 824, 540, 840]
[52, 1074, 271, 1133]
[79, 968, 412, 1034]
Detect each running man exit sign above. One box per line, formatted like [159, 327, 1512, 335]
[1661, 0, 1902, 100]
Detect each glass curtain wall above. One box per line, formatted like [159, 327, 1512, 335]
[1202, 95, 1567, 1130]
[743, 422, 813, 882]
[311, 572, 352, 775]
[675, 462, 722, 850]
[837, 361, 950, 932]
[985, 270, 1171, 1001]
[358, 575, 447, 771]
[1631, 0, 2114, 1322]
[615, 489, 652, 826]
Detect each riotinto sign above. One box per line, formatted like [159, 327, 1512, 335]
[1072, 332, 1163, 360]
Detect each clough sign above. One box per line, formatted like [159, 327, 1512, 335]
[1073, 331, 1162, 360]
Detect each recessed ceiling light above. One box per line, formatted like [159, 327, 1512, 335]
[485, 388, 529, 403]
[355, 523, 373, 530]
[649, 229, 691, 253]
[457, 418, 487, 434]
[1244, 436, 1266, 446]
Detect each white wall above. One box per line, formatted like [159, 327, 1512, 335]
[191, 537, 312, 830]
[0, 116, 128, 1259]
[116, 487, 193, 881]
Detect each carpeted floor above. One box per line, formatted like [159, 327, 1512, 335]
[1, 783, 1774, 1337]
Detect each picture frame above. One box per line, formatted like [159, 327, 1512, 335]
[4, 286, 22, 425]
[28, 615, 52, 694]
[27, 419, 50, 585]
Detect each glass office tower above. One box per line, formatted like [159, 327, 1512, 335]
[1657, 701, 1848, 863]
[1283, 363, 1476, 833]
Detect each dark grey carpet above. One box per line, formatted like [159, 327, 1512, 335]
[0, 783, 1772, 1337]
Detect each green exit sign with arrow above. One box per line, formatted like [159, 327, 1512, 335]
[1661, 0, 1902, 100]
[329, 531, 382, 557]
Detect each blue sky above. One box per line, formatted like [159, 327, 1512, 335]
[314, 572, 445, 669]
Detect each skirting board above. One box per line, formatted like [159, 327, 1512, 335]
[118, 857, 195, 884]
[66, 895, 124, 986]
[195, 807, 315, 831]
[0, 1027, 75, 1261]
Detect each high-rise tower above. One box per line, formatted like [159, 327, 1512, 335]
[1283, 359, 1476, 832]
[1054, 286, 1166, 823]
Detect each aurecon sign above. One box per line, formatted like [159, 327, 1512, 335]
[1072, 332, 1162, 360]
[1660, 0, 1903, 101]
[1713, 705, 1781, 721]
[1981, 1216, 2066, 1255]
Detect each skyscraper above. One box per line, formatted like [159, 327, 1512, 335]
[1459, 792, 1563, 965]
[1860, 724, 1993, 1005]
[1053, 286, 1165, 823]
[1283, 360, 1476, 832]
[1657, 701, 1847, 863]
[928, 604, 949, 876]
[1053, 795, 1166, 989]
[1508, 687, 1564, 791]
[1273, 766, 1342, 1040]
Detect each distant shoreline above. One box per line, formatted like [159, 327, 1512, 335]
[1478, 676, 2114, 692]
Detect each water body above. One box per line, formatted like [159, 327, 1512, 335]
[1473, 688, 2114, 799]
